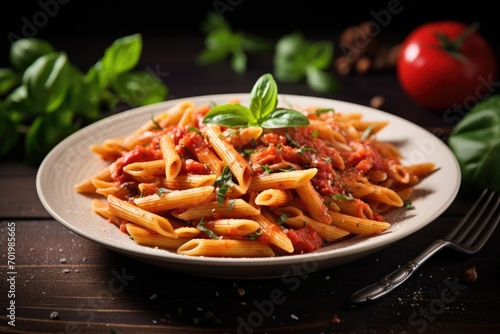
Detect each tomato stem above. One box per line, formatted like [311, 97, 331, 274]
[436, 21, 480, 61]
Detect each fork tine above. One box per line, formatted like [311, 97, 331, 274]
[444, 188, 491, 243]
[463, 191, 500, 249]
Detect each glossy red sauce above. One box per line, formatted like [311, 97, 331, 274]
[286, 225, 323, 253]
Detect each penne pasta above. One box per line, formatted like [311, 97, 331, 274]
[160, 134, 182, 181]
[134, 186, 214, 212]
[177, 239, 275, 257]
[206, 125, 253, 192]
[75, 96, 436, 258]
[107, 194, 177, 238]
[248, 168, 317, 192]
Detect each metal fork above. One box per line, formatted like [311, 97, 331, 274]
[350, 188, 500, 304]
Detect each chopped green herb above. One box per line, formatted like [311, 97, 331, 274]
[325, 193, 354, 206]
[243, 149, 256, 158]
[188, 127, 202, 135]
[284, 129, 300, 148]
[197, 219, 221, 239]
[151, 115, 162, 130]
[320, 156, 332, 163]
[404, 200, 415, 210]
[228, 199, 236, 211]
[312, 129, 319, 138]
[315, 108, 335, 116]
[246, 229, 262, 240]
[277, 213, 288, 225]
[361, 124, 376, 141]
[157, 187, 171, 196]
[261, 165, 272, 174]
[214, 166, 233, 205]
[297, 146, 317, 155]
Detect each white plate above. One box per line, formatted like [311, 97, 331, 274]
[36, 94, 461, 279]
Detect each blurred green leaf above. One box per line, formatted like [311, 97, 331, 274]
[10, 38, 55, 72]
[23, 52, 71, 112]
[112, 71, 168, 107]
[0, 68, 19, 95]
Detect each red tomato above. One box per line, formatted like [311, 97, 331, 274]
[397, 21, 497, 110]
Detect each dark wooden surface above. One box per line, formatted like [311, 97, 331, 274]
[2, 3, 500, 331]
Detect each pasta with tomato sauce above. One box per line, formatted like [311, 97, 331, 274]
[74, 99, 436, 258]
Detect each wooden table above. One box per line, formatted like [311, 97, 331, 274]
[1, 35, 500, 334]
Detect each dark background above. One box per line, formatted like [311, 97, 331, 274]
[2, 0, 499, 69]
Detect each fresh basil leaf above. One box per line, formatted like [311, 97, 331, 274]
[10, 38, 55, 72]
[273, 32, 307, 82]
[231, 50, 247, 74]
[112, 71, 168, 107]
[4, 85, 33, 115]
[99, 33, 142, 79]
[448, 94, 500, 190]
[197, 47, 229, 65]
[306, 41, 334, 69]
[306, 66, 340, 93]
[23, 52, 71, 112]
[24, 111, 76, 164]
[260, 108, 310, 129]
[203, 104, 253, 127]
[0, 68, 19, 95]
[249, 73, 278, 120]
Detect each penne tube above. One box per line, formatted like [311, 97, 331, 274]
[248, 168, 317, 192]
[332, 198, 374, 220]
[363, 184, 404, 207]
[121, 101, 195, 149]
[203, 219, 261, 237]
[160, 134, 182, 181]
[174, 226, 202, 238]
[107, 194, 177, 238]
[254, 210, 294, 253]
[74, 163, 114, 193]
[254, 189, 293, 207]
[328, 211, 391, 235]
[206, 125, 252, 192]
[162, 174, 217, 190]
[123, 160, 165, 177]
[225, 126, 263, 150]
[177, 239, 275, 257]
[387, 161, 411, 184]
[126, 224, 189, 250]
[274, 206, 350, 242]
[171, 199, 260, 221]
[90, 137, 127, 161]
[295, 182, 332, 225]
[134, 186, 214, 212]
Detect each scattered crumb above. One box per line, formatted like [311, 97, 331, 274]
[149, 293, 157, 300]
[331, 313, 343, 324]
[369, 95, 385, 109]
[291, 314, 299, 320]
[59, 258, 67, 263]
[50, 311, 59, 320]
[237, 288, 245, 296]
[463, 267, 477, 283]
[63, 269, 70, 274]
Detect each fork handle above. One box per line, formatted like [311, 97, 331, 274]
[350, 239, 450, 304]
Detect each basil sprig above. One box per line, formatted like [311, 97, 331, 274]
[0, 34, 168, 164]
[202, 73, 310, 129]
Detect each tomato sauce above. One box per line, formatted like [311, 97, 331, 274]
[286, 225, 323, 253]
